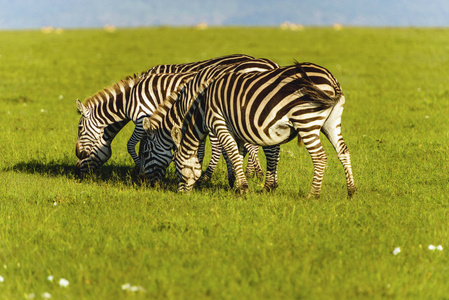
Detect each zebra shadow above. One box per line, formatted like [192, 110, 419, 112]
[5, 159, 138, 185]
[5, 160, 260, 193]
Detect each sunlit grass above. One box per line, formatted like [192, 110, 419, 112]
[0, 27, 448, 299]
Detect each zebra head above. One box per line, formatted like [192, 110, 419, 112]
[171, 125, 202, 192]
[140, 117, 174, 182]
[75, 99, 112, 175]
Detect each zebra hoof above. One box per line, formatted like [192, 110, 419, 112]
[227, 176, 236, 188]
[245, 169, 256, 179]
[236, 185, 249, 195]
[347, 187, 357, 198]
[198, 175, 211, 185]
[262, 183, 278, 193]
[306, 192, 320, 199]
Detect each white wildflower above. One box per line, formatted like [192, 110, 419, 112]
[25, 293, 36, 299]
[41, 292, 52, 299]
[59, 278, 69, 287]
[428, 244, 436, 250]
[59, 95, 64, 100]
[47, 275, 54, 281]
[437, 245, 443, 251]
[392, 247, 401, 255]
[0, 275, 4, 282]
[122, 283, 146, 293]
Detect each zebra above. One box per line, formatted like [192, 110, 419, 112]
[75, 54, 259, 175]
[170, 62, 356, 198]
[140, 58, 279, 184]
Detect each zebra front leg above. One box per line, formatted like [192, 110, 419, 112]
[221, 148, 236, 188]
[127, 117, 144, 168]
[262, 145, 280, 192]
[127, 125, 144, 167]
[197, 138, 206, 167]
[244, 143, 264, 181]
[202, 134, 222, 182]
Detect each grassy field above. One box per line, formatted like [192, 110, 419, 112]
[0, 26, 448, 299]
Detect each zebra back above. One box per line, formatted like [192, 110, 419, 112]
[145, 54, 254, 74]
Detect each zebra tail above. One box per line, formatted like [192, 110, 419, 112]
[294, 62, 343, 108]
[298, 83, 342, 108]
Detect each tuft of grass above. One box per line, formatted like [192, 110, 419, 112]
[0, 27, 448, 299]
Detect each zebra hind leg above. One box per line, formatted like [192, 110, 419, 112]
[215, 131, 248, 194]
[299, 130, 327, 199]
[244, 143, 264, 181]
[321, 129, 356, 198]
[321, 97, 356, 198]
[262, 145, 280, 192]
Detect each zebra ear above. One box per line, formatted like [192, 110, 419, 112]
[142, 117, 153, 136]
[76, 99, 87, 116]
[171, 125, 182, 149]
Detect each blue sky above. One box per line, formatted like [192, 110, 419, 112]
[1, 0, 448, 29]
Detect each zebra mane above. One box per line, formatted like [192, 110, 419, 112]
[148, 77, 191, 125]
[82, 74, 140, 108]
[149, 75, 215, 127]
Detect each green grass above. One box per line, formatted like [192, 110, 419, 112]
[1, 26, 449, 299]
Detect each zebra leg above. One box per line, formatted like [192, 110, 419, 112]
[197, 138, 206, 167]
[244, 143, 264, 181]
[202, 134, 222, 182]
[138, 137, 148, 178]
[214, 130, 248, 194]
[262, 145, 280, 192]
[127, 125, 144, 167]
[221, 148, 236, 188]
[299, 130, 327, 199]
[321, 96, 356, 197]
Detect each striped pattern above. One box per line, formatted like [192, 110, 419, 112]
[75, 54, 256, 175]
[75, 72, 196, 174]
[141, 58, 279, 183]
[171, 62, 356, 198]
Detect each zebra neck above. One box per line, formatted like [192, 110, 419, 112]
[84, 75, 137, 128]
[104, 119, 130, 143]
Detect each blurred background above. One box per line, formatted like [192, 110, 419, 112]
[1, 0, 449, 29]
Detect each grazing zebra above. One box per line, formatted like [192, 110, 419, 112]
[140, 58, 279, 184]
[75, 54, 257, 175]
[170, 62, 356, 198]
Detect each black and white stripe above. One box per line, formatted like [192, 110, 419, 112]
[75, 54, 257, 175]
[141, 58, 279, 183]
[171, 62, 356, 198]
